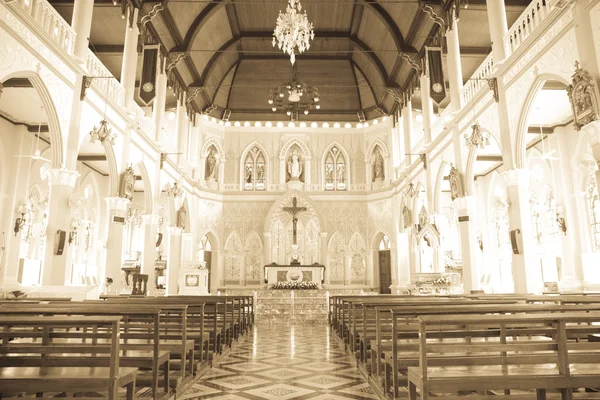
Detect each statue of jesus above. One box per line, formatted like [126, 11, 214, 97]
[287, 150, 303, 180]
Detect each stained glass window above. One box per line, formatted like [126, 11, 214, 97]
[324, 146, 347, 191]
[243, 146, 266, 191]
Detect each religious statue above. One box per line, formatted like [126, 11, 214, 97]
[245, 161, 253, 184]
[373, 151, 384, 181]
[256, 160, 265, 181]
[568, 61, 600, 130]
[336, 161, 345, 182]
[448, 164, 464, 201]
[325, 160, 334, 182]
[287, 150, 303, 181]
[402, 203, 412, 230]
[205, 148, 217, 181]
[176, 205, 186, 230]
[119, 166, 135, 200]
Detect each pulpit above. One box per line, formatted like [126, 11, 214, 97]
[178, 262, 209, 295]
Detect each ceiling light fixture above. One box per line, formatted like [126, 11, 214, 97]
[268, 64, 320, 120]
[272, 0, 314, 65]
[464, 123, 490, 148]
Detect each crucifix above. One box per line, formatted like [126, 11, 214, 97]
[283, 197, 307, 245]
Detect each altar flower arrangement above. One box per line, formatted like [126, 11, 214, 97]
[271, 281, 318, 290]
[432, 275, 452, 286]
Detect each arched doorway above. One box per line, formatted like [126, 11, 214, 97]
[377, 233, 392, 294]
[198, 234, 213, 292]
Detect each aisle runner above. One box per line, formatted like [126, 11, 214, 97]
[180, 324, 378, 400]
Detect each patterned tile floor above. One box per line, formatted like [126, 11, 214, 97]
[180, 324, 378, 400]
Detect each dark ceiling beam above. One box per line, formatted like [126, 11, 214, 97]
[183, 0, 416, 55]
[210, 59, 242, 113]
[349, 4, 363, 37]
[459, 47, 492, 56]
[77, 154, 107, 162]
[92, 44, 124, 55]
[241, 54, 350, 61]
[197, 32, 393, 89]
[350, 60, 379, 111]
[349, 59, 363, 110]
[229, 108, 359, 115]
[390, 6, 425, 81]
[476, 155, 503, 162]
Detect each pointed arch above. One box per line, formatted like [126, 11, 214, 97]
[133, 161, 154, 214]
[1, 71, 64, 169]
[366, 138, 389, 160]
[515, 73, 570, 169]
[321, 141, 351, 191]
[201, 137, 225, 159]
[371, 230, 391, 250]
[349, 231, 366, 281]
[240, 141, 269, 191]
[224, 230, 242, 282]
[327, 231, 346, 283]
[464, 125, 499, 196]
[434, 161, 452, 214]
[244, 230, 263, 282]
[280, 137, 311, 160]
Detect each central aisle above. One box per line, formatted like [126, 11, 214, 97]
[180, 324, 378, 400]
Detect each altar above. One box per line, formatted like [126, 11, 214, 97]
[264, 262, 325, 286]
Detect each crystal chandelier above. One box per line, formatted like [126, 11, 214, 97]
[464, 123, 490, 149]
[89, 120, 116, 145]
[267, 64, 320, 119]
[272, 0, 315, 65]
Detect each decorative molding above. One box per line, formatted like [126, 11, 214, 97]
[46, 168, 79, 187]
[567, 62, 600, 130]
[448, 164, 464, 201]
[139, 2, 163, 29]
[501, 168, 530, 187]
[105, 196, 130, 211]
[166, 51, 186, 73]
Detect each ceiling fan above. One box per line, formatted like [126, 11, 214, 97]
[13, 106, 50, 163]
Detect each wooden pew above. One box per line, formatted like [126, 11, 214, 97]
[379, 303, 600, 398]
[0, 303, 179, 398]
[407, 312, 600, 400]
[0, 315, 137, 400]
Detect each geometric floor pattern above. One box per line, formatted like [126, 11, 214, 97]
[180, 324, 378, 400]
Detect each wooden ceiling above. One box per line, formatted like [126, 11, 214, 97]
[50, 0, 531, 121]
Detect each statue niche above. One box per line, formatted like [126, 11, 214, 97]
[286, 145, 305, 183]
[205, 146, 219, 182]
[372, 146, 385, 182]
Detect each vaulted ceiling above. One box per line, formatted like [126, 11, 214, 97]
[50, 0, 531, 121]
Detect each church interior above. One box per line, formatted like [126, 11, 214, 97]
[1, 0, 600, 398]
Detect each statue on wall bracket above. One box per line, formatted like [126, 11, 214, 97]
[402, 203, 412, 230]
[176, 205, 186, 230]
[448, 164, 464, 201]
[568, 61, 600, 131]
[119, 166, 135, 201]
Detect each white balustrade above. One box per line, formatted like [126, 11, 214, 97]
[504, 0, 556, 55]
[460, 53, 495, 107]
[10, 0, 75, 54]
[86, 49, 125, 108]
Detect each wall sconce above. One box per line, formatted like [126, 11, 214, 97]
[556, 205, 567, 235]
[13, 206, 27, 236]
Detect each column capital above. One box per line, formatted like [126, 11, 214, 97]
[169, 226, 183, 236]
[105, 196, 130, 210]
[453, 195, 478, 216]
[501, 168, 530, 187]
[582, 121, 600, 146]
[143, 214, 161, 225]
[46, 168, 79, 188]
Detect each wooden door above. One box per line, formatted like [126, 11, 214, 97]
[204, 251, 212, 292]
[378, 250, 391, 294]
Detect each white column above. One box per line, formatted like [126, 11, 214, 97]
[189, 118, 200, 167]
[344, 250, 352, 286]
[141, 214, 159, 279]
[572, 1, 600, 78]
[218, 160, 226, 189]
[279, 157, 286, 188]
[121, 7, 140, 110]
[454, 196, 480, 293]
[485, 0, 508, 62]
[42, 169, 79, 286]
[445, 12, 464, 111]
[420, 74, 434, 145]
[176, 94, 189, 166]
[396, 232, 411, 287]
[305, 158, 312, 187]
[104, 197, 130, 293]
[71, 0, 94, 63]
[365, 159, 372, 187]
[319, 232, 328, 285]
[502, 169, 541, 293]
[263, 232, 272, 283]
[402, 100, 413, 168]
[153, 68, 167, 142]
[167, 227, 182, 295]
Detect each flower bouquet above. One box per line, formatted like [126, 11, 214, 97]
[271, 281, 318, 290]
[432, 275, 452, 286]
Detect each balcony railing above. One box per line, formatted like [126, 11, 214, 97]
[460, 53, 495, 107]
[9, 0, 75, 54]
[86, 49, 125, 107]
[504, 0, 556, 55]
